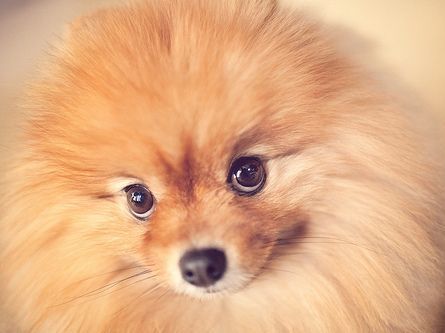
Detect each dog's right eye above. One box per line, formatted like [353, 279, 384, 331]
[228, 156, 266, 195]
[123, 184, 156, 220]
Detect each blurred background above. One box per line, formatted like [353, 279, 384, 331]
[0, 0, 444, 147]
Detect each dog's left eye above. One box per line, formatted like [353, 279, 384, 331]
[123, 184, 155, 220]
[228, 156, 266, 195]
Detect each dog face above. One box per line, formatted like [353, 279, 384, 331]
[24, 0, 345, 299]
[1, 1, 443, 331]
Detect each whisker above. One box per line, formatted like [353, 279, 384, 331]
[150, 286, 170, 304]
[63, 264, 149, 289]
[74, 273, 160, 307]
[111, 281, 164, 319]
[276, 239, 382, 254]
[73, 270, 152, 298]
[261, 267, 301, 277]
[51, 269, 152, 307]
[261, 235, 383, 255]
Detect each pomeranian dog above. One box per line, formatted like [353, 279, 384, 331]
[1, 0, 444, 331]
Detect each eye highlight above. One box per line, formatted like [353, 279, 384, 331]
[228, 156, 266, 195]
[123, 184, 155, 220]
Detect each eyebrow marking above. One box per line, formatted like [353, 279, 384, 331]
[232, 129, 301, 162]
[112, 172, 142, 180]
[94, 173, 144, 200]
[96, 193, 115, 200]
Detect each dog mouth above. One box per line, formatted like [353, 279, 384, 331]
[196, 285, 228, 295]
[174, 278, 237, 299]
[168, 224, 308, 299]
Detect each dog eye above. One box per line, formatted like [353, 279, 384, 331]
[228, 156, 266, 195]
[123, 184, 155, 220]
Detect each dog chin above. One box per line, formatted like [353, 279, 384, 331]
[174, 283, 230, 300]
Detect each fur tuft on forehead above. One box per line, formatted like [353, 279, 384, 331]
[24, 0, 354, 196]
[28, 1, 346, 138]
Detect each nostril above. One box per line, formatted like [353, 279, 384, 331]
[179, 248, 227, 287]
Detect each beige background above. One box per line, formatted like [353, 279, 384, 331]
[1, 0, 444, 147]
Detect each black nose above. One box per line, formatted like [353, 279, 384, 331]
[179, 248, 227, 287]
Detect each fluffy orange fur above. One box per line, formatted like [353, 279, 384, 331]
[1, 0, 444, 331]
